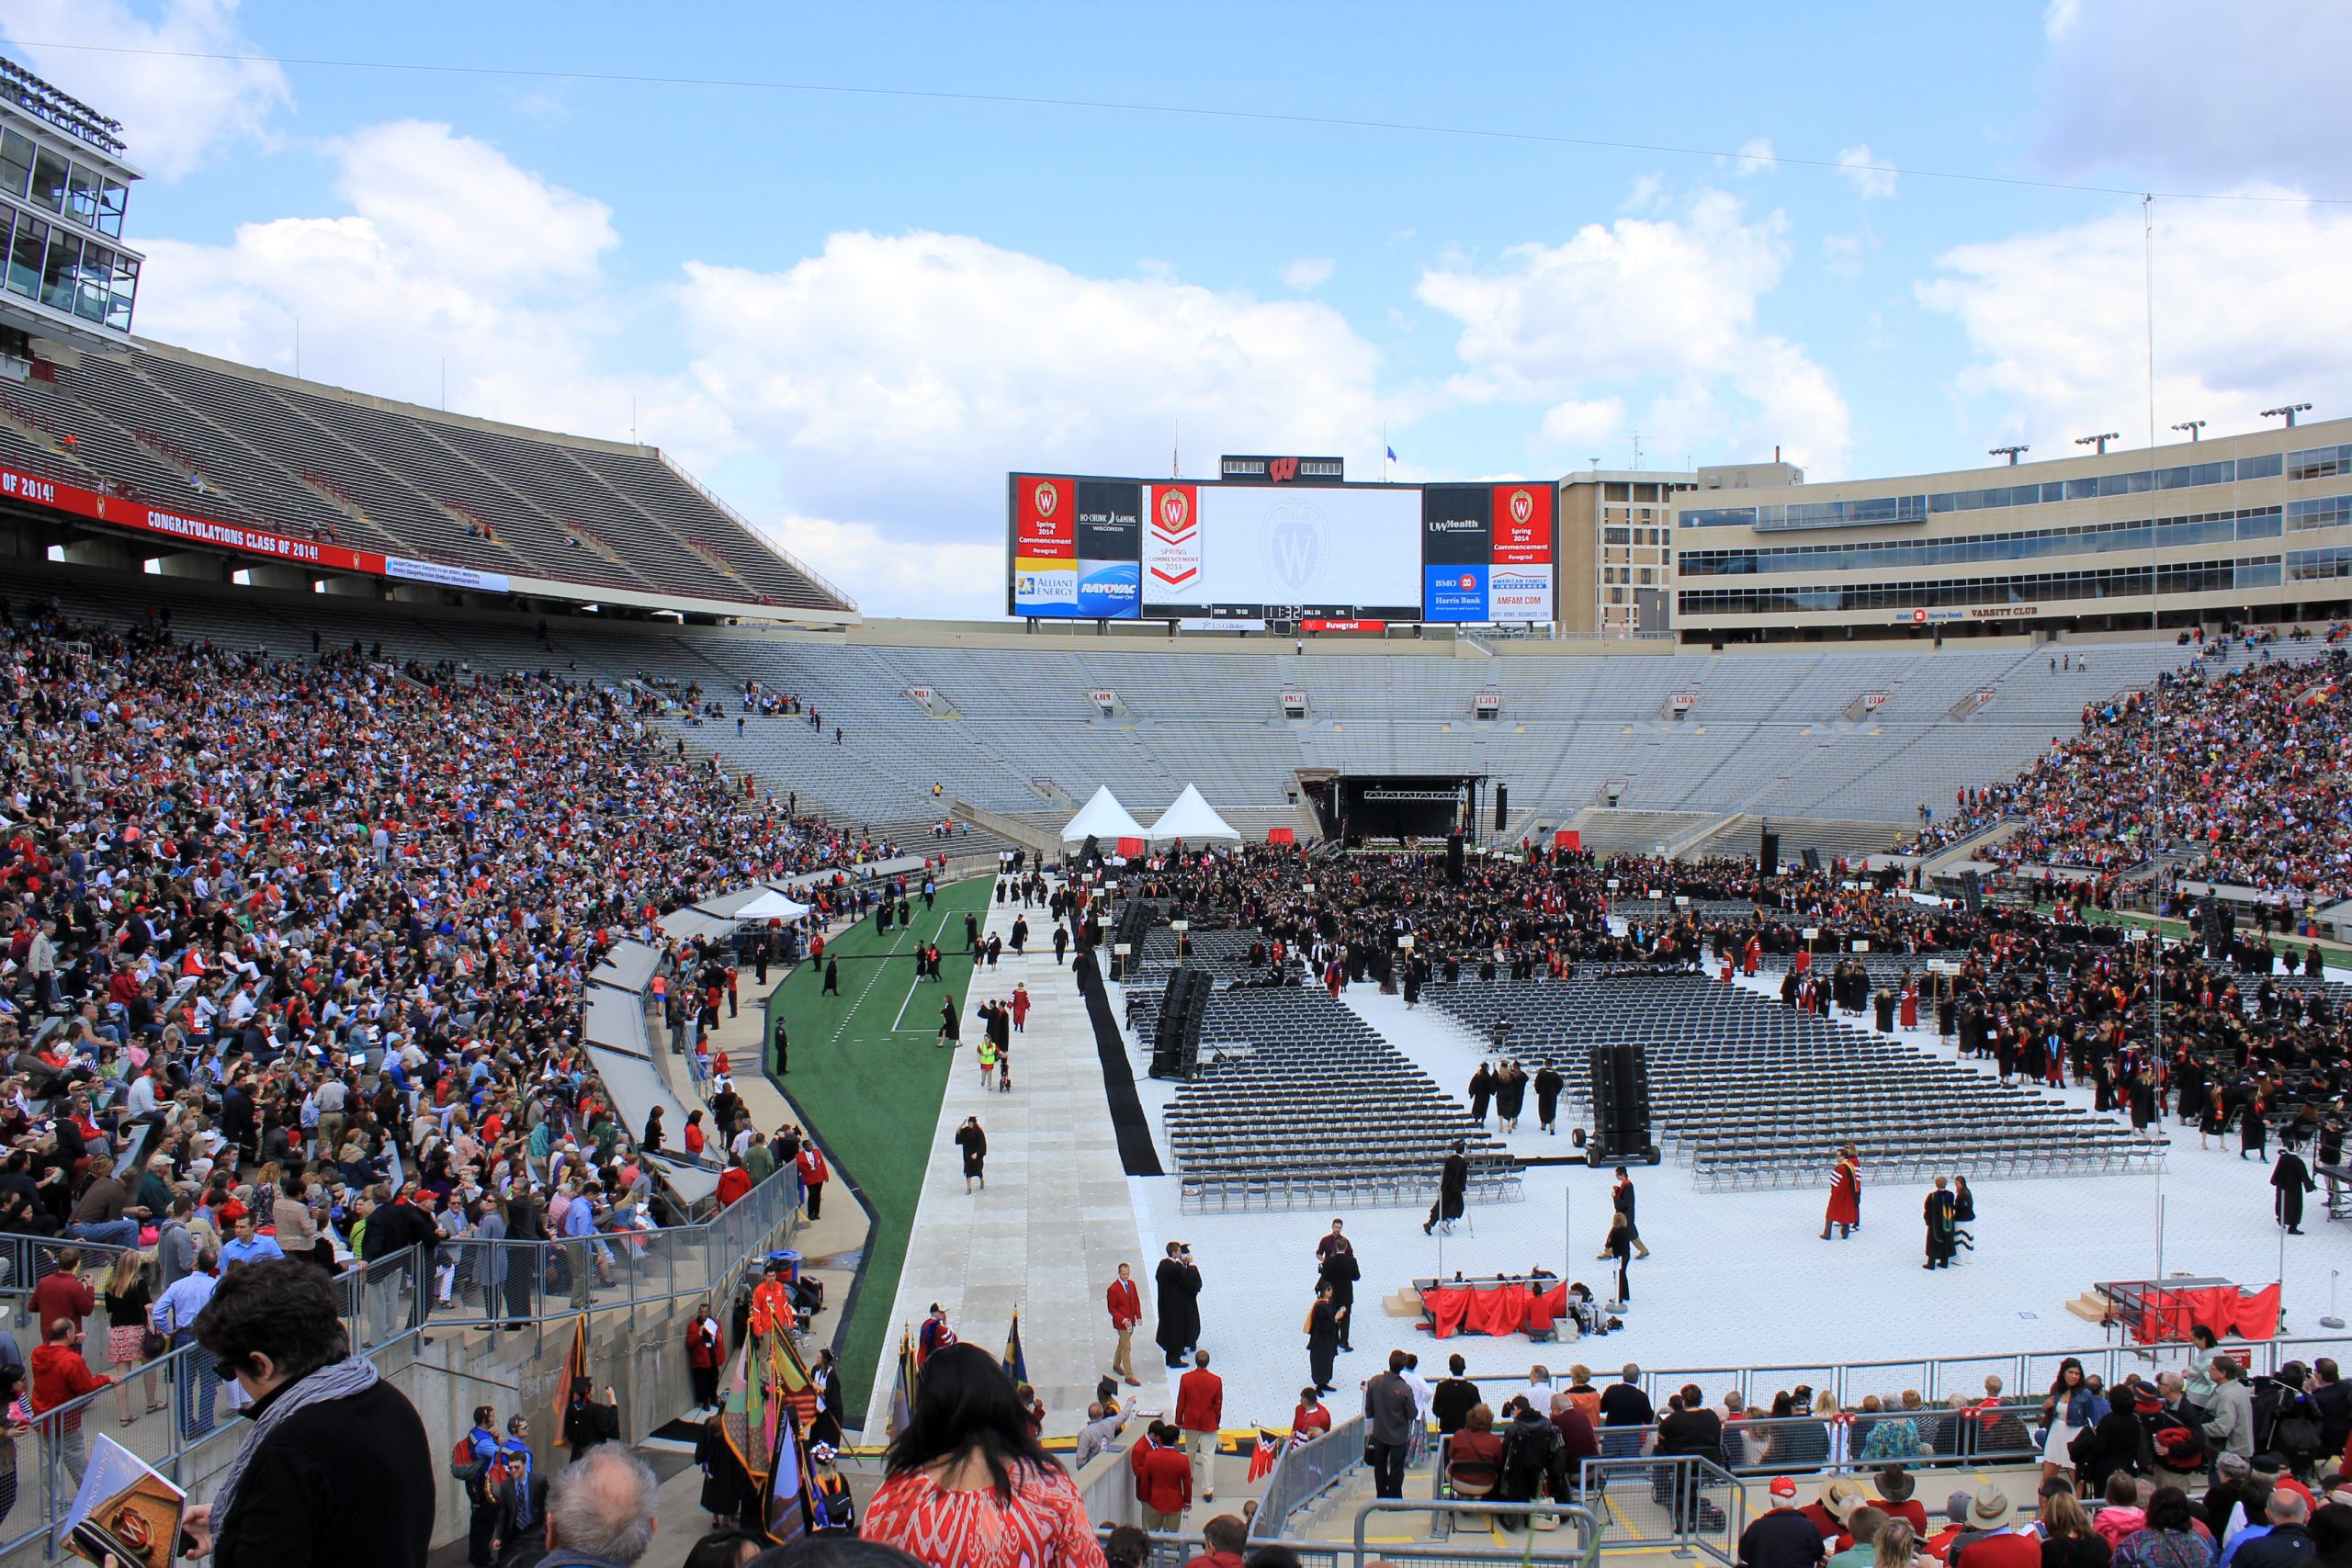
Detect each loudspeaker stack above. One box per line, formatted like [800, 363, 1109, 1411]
[1148, 967, 1214, 1080]
[1586, 1043, 1659, 1166]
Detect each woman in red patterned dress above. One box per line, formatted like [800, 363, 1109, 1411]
[860, 1344, 1108, 1568]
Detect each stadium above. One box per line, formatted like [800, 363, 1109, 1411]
[3, 15, 2350, 1568]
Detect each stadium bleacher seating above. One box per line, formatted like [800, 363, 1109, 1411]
[11, 341, 849, 610]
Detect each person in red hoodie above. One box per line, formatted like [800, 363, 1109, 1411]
[1177, 1349, 1224, 1504]
[30, 1314, 110, 1483]
[796, 1142, 830, 1220]
[714, 1155, 752, 1208]
[1105, 1262, 1143, 1388]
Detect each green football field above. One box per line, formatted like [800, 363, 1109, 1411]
[763, 874, 994, 1422]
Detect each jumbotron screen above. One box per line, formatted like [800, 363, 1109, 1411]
[1006, 472, 1554, 623]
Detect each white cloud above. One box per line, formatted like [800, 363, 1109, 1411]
[1822, 231, 1868, 277]
[133, 120, 1400, 616]
[0, 0, 289, 179]
[1837, 145, 1898, 199]
[2039, 0, 2352, 187]
[1916, 194, 2352, 451]
[134, 119, 719, 461]
[1537, 398, 1625, 450]
[676, 232, 1389, 535]
[1416, 187, 1851, 471]
[757, 513, 1004, 622]
[1280, 257, 1335, 290]
[1725, 136, 1776, 176]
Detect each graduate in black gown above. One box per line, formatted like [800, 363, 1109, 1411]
[1154, 1241, 1202, 1367]
[2274, 1147, 2316, 1235]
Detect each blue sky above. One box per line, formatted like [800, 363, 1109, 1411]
[4, 0, 2348, 615]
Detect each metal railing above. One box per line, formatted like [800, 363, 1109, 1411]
[2, 1323, 427, 1565]
[1577, 1454, 1741, 1562]
[325, 1163, 807, 1345]
[1449, 1330, 2352, 1416]
[1250, 1413, 1367, 1541]
[1117, 1499, 1602, 1568]
[0, 1235, 131, 1304]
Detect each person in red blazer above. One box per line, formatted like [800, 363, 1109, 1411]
[1136, 1421, 1193, 1529]
[1106, 1261, 1144, 1387]
[1177, 1350, 1224, 1503]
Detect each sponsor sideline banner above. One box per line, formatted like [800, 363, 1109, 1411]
[385, 556, 511, 593]
[1423, 563, 1487, 622]
[1013, 475, 1078, 560]
[1012, 556, 1079, 616]
[1487, 564, 1552, 622]
[1075, 558, 1140, 620]
[1300, 618, 1385, 632]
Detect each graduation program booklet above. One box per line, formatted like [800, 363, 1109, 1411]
[57, 1434, 187, 1567]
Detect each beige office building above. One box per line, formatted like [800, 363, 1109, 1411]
[1667, 417, 2352, 645]
[1557, 461, 1800, 636]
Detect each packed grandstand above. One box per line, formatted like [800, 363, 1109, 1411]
[8, 39, 2352, 1568]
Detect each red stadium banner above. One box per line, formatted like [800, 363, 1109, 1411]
[1300, 618, 1385, 633]
[1554, 829, 1581, 850]
[1266, 828, 1295, 844]
[1490, 483, 1553, 565]
[1013, 475, 1078, 560]
[1114, 836, 1145, 858]
[0, 461, 389, 575]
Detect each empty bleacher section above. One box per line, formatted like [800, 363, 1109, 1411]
[13, 341, 850, 610]
[1124, 929, 1518, 1213]
[667, 637, 2205, 835]
[1420, 973, 2158, 1190]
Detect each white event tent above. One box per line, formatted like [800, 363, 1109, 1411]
[1059, 786, 1148, 842]
[1147, 784, 1242, 842]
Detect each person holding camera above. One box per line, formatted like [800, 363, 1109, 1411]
[180, 1257, 435, 1568]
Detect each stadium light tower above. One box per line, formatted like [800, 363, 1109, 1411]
[2075, 433, 2120, 456]
[2171, 420, 2205, 443]
[2260, 402, 2313, 428]
[1988, 445, 2028, 466]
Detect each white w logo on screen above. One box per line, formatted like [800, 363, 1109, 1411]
[1263, 503, 1323, 594]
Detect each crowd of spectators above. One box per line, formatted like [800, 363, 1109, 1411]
[0, 596, 906, 1537]
[1903, 632, 2352, 907]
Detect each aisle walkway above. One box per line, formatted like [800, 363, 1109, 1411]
[861, 883, 1148, 1438]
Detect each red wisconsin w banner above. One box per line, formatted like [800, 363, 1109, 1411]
[1248, 1430, 1282, 1483]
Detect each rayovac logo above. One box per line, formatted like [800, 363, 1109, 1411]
[1508, 488, 1534, 526]
[1032, 479, 1061, 521]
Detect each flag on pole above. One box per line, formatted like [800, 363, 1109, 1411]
[887, 1329, 920, 1438]
[1385, 446, 1398, 463]
[1248, 1428, 1283, 1483]
[553, 1314, 589, 1427]
[763, 1389, 810, 1543]
[1001, 1310, 1028, 1386]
